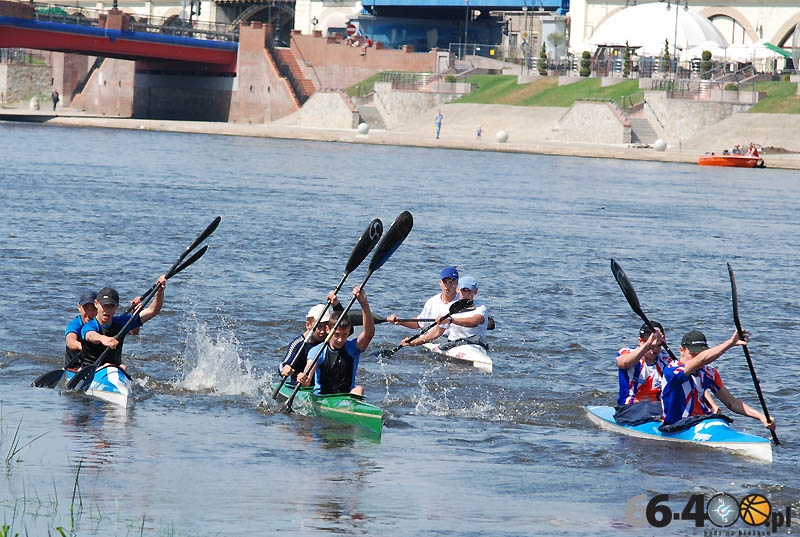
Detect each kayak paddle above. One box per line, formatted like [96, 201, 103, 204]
[610, 258, 677, 361]
[282, 210, 413, 412]
[270, 218, 383, 399]
[727, 263, 779, 445]
[66, 218, 219, 392]
[379, 298, 473, 358]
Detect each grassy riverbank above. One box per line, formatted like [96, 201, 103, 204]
[459, 75, 800, 112]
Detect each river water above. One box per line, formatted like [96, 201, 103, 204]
[0, 122, 798, 536]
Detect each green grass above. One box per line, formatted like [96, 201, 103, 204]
[455, 76, 642, 107]
[346, 72, 800, 113]
[748, 81, 800, 113]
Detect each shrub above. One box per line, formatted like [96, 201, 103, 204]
[724, 83, 738, 91]
[538, 43, 548, 76]
[700, 50, 712, 79]
[580, 50, 591, 77]
[444, 75, 457, 83]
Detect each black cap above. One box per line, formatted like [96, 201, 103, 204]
[78, 289, 96, 306]
[681, 330, 709, 353]
[96, 287, 119, 307]
[639, 321, 664, 339]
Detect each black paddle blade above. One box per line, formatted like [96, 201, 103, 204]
[345, 219, 383, 275]
[727, 263, 742, 331]
[727, 263, 779, 445]
[449, 298, 474, 315]
[66, 366, 94, 391]
[170, 245, 208, 279]
[166, 216, 221, 278]
[369, 211, 413, 272]
[32, 369, 65, 389]
[611, 259, 646, 322]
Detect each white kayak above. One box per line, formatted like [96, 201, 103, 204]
[586, 405, 772, 463]
[422, 342, 493, 372]
[64, 365, 132, 408]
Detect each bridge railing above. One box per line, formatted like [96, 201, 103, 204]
[31, 2, 237, 42]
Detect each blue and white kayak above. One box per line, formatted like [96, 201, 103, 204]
[64, 365, 132, 408]
[422, 342, 493, 372]
[586, 405, 772, 463]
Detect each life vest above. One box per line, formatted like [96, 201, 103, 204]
[316, 345, 355, 394]
[82, 319, 129, 366]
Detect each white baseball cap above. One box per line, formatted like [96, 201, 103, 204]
[306, 304, 332, 323]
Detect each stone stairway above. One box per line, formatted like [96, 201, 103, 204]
[628, 117, 658, 145]
[272, 47, 316, 105]
[356, 104, 386, 130]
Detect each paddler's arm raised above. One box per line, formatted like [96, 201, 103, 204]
[138, 275, 167, 324]
[355, 286, 374, 352]
[616, 331, 663, 369]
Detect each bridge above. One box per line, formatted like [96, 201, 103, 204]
[0, 2, 238, 73]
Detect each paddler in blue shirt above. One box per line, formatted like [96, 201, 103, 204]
[64, 290, 97, 368]
[80, 275, 166, 372]
[279, 291, 343, 386]
[306, 286, 374, 396]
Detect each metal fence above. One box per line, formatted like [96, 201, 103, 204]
[29, 2, 237, 42]
[0, 48, 49, 64]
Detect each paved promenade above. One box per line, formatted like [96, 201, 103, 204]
[3, 104, 799, 170]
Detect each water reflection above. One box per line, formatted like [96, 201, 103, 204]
[59, 394, 131, 468]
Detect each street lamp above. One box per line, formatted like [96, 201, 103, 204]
[522, 1, 528, 73]
[312, 16, 318, 33]
[666, 0, 688, 83]
[463, 0, 469, 60]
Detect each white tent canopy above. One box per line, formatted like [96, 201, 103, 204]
[588, 3, 729, 56]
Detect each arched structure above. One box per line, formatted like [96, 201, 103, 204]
[588, 3, 727, 56]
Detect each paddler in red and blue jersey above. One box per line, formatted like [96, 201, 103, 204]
[80, 276, 166, 371]
[660, 329, 776, 433]
[613, 322, 672, 425]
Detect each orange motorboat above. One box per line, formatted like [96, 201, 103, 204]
[698, 144, 765, 168]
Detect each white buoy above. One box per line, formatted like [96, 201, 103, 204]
[357, 122, 370, 135]
[654, 139, 667, 151]
[496, 130, 509, 143]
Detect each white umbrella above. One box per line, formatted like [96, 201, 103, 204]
[684, 40, 728, 60]
[589, 3, 728, 55]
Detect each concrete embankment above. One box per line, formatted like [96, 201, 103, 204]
[2, 104, 799, 170]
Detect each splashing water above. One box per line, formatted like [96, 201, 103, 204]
[175, 322, 269, 397]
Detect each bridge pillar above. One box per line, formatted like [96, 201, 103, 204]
[228, 22, 300, 123]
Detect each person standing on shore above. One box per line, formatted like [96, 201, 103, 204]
[51, 90, 59, 112]
[434, 109, 443, 139]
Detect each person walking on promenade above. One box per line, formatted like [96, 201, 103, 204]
[51, 90, 59, 111]
[434, 109, 443, 139]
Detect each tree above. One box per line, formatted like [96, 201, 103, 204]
[580, 50, 591, 77]
[623, 41, 631, 78]
[547, 32, 565, 60]
[538, 43, 548, 76]
[663, 39, 671, 74]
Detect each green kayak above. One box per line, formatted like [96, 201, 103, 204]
[272, 383, 383, 436]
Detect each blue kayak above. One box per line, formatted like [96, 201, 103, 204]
[586, 405, 772, 462]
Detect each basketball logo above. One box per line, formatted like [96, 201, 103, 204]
[740, 494, 771, 526]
